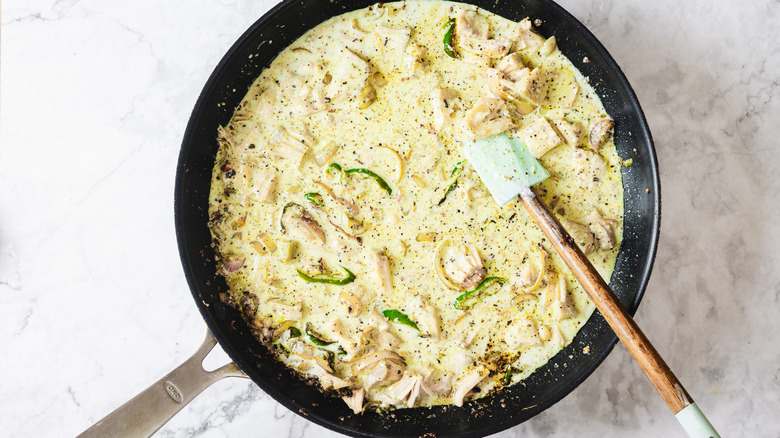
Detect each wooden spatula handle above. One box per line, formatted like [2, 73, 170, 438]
[520, 188, 720, 437]
[519, 188, 692, 413]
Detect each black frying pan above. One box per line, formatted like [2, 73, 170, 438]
[146, 0, 660, 436]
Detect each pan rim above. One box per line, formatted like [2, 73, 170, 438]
[175, 0, 660, 436]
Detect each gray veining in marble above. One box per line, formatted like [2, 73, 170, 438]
[2, 0, 779, 437]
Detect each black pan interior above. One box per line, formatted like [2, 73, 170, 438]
[175, 0, 660, 436]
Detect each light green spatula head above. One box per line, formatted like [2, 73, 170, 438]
[463, 134, 549, 206]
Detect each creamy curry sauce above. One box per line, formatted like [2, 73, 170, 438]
[209, 0, 622, 413]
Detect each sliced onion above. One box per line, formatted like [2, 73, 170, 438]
[511, 293, 537, 306]
[543, 272, 557, 307]
[372, 71, 388, 88]
[512, 99, 536, 115]
[550, 324, 565, 349]
[314, 355, 334, 374]
[249, 240, 266, 255]
[378, 145, 405, 185]
[314, 141, 339, 166]
[272, 320, 298, 340]
[433, 239, 460, 291]
[453, 311, 471, 326]
[538, 324, 552, 342]
[259, 233, 277, 252]
[416, 232, 437, 242]
[539, 36, 557, 57]
[528, 245, 547, 291]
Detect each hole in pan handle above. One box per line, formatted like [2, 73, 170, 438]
[78, 329, 246, 438]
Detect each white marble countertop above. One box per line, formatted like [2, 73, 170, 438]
[2, 0, 779, 436]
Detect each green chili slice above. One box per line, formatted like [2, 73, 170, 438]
[382, 309, 420, 331]
[451, 161, 463, 177]
[454, 276, 508, 310]
[304, 192, 324, 207]
[288, 326, 301, 338]
[443, 18, 457, 58]
[326, 162, 392, 195]
[437, 162, 464, 206]
[318, 349, 336, 368]
[326, 162, 347, 184]
[296, 266, 356, 285]
[305, 323, 335, 347]
[309, 335, 333, 347]
[345, 168, 393, 195]
[437, 181, 457, 206]
[304, 324, 346, 367]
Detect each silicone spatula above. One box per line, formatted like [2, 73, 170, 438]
[463, 134, 719, 438]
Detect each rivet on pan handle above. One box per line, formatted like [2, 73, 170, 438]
[78, 329, 246, 438]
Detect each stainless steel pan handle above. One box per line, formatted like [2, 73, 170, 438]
[79, 329, 246, 438]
